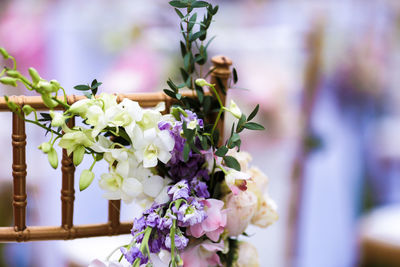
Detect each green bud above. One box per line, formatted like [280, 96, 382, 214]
[22, 105, 35, 116]
[195, 78, 210, 87]
[37, 80, 56, 93]
[171, 106, 188, 121]
[41, 93, 58, 109]
[5, 96, 20, 113]
[79, 169, 95, 191]
[28, 67, 41, 85]
[0, 47, 9, 59]
[6, 70, 20, 78]
[50, 110, 65, 127]
[50, 80, 60, 90]
[47, 147, 58, 169]
[73, 145, 85, 166]
[0, 77, 18, 87]
[38, 142, 52, 153]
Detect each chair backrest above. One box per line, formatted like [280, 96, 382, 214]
[0, 55, 232, 242]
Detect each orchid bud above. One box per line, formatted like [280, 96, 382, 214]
[73, 145, 85, 166]
[0, 47, 9, 59]
[68, 99, 90, 115]
[38, 142, 52, 153]
[0, 77, 18, 87]
[28, 67, 41, 85]
[41, 93, 58, 108]
[227, 100, 242, 119]
[50, 110, 65, 127]
[6, 70, 20, 78]
[195, 78, 210, 87]
[37, 80, 56, 93]
[79, 169, 95, 191]
[4, 96, 20, 113]
[22, 105, 35, 116]
[47, 147, 58, 169]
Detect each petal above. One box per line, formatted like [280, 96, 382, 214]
[144, 128, 157, 142]
[122, 178, 143, 197]
[143, 155, 158, 168]
[205, 227, 224, 242]
[142, 175, 164, 197]
[158, 130, 175, 151]
[157, 150, 171, 164]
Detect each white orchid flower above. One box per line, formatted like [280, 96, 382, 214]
[99, 161, 143, 204]
[134, 128, 174, 168]
[225, 168, 251, 195]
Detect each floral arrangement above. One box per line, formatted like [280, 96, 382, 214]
[0, 1, 278, 266]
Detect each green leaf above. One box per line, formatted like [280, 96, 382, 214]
[183, 53, 192, 71]
[183, 143, 190, 162]
[223, 156, 241, 171]
[189, 30, 206, 42]
[247, 104, 259, 121]
[212, 5, 219, 15]
[169, 1, 188, 8]
[74, 84, 90, 91]
[163, 89, 177, 99]
[212, 129, 220, 145]
[175, 8, 184, 18]
[200, 135, 209, 150]
[189, 13, 197, 31]
[192, 1, 209, 8]
[236, 114, 247, 132]
[91, 82, 102, 89]
[167, 79, 179, 92]
[244, 122, 265, 130]
[180, 68, 189, 82]
[195, 85, 204, 103]
[180, 41, 186, 57]
[233, 68, 238, 84]
[215, 146, 228, 157]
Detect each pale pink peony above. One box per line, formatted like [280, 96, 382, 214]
[235, 242, 260, 267]
[181, 240, 224, 267]
[187, 199, 227, 242]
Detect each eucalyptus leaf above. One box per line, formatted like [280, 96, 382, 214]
[74, 85, 90, 91]
[244, 122, 265, 130]
[223, 156, 241, 171]
[247, 104, 259, 121]
[215, 146, 228, 157]
[169, 1, 188, 8]
[192, 1, 209, 8]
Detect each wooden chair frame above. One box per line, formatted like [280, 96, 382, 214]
[0, 55, 232, 242]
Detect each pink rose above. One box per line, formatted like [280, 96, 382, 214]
[187, 199, 227, 242]
[225, 191, 258, 236]
[181, 240, 224, 267]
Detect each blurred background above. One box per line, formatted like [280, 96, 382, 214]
[1, 0, 400, 266]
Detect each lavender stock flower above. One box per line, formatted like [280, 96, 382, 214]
[168, 180, 190, 200]
[165, 233, 189, 251]
[191, 178, 210, 198]
[120, 247, 148, 265]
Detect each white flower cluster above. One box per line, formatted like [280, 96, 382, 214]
[54, 93, 175, 205]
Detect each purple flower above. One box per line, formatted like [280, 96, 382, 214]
[165, 233, 189, 251]
[146, 212, 160, 228]
[120, 247, 148, 265]
[158, 209, 176, 230]
[149, 230, 165, 253]
[180, 110, 204, 129]
[173, 198, 206, 227]
[168, 180, 190, 200]
[191, 178, 210, 198]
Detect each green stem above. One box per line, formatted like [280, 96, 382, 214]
[9, 56, 17, 70]
[52, 97, 70, 109]
[25, 119, 62, 137]
[210, 108, 223, 143]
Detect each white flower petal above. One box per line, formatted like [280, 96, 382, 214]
[144, 128, 157, 142]
[122, 178, 143, 197]
[142, 175, 164, 197]
[143, 155, 158, 168]
[157, 150, 171, 164]
[158, 130, 175, 151]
